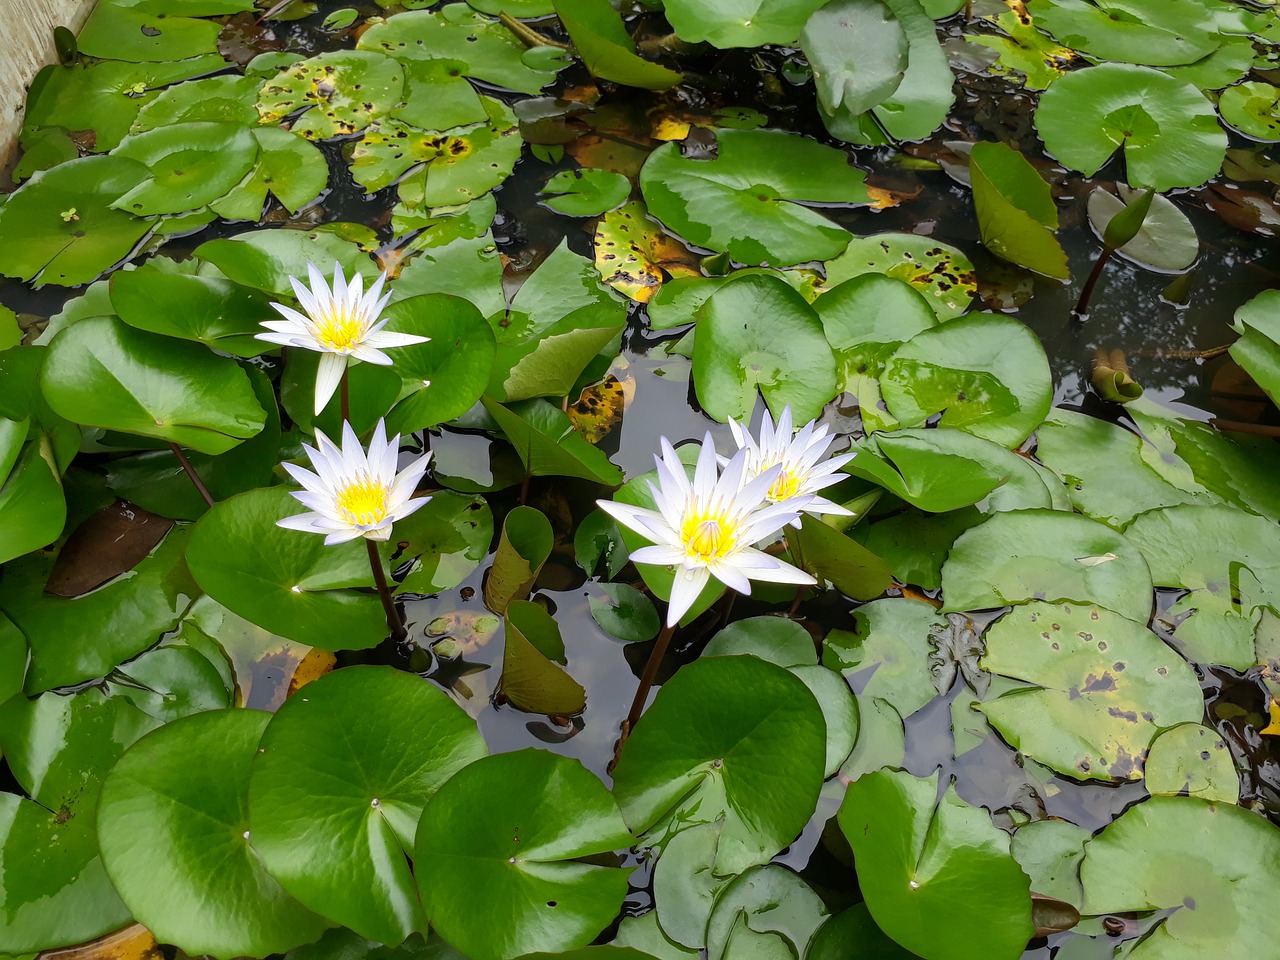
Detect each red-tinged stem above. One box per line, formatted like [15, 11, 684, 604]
[611, 620, 677, 771]
[366, 538, 407, 641]
[340, 366, 351, 423]
[169, 442, 215, 507]
[1073, 246, 1115, 321]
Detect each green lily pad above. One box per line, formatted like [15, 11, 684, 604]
[941, 509, 1154, 621]
[131, 74, 262, 132]
[789, 513, 894, 602]
[394, 59, 490, 132]
[111, 121, 259, 216]
[379, 490, 492, 596]
[77, 0, 225, 62]
[501, 600, 586, 714]
[40, 315, 266, 455]
[807, 904, 922, 960]
[1219, 80, 1280, 141]
[825, 598, 948, 719]
[704, 864, 828, 960]
[0, 611, 27, 703]
[838, 769, 1034, 960]
[257, 50, 405, 139]
[212, 127, 330, 220]
[969, 141, 1067, 279]
[1124, 503, 1280, 669]
[589, 583, 661, 642]
[1035, 63, 1227, 191]
[540, 168, 633, 217]
[1086, 186, 1198, 272]
[1080, 796, 1280, 960]
[22, 56, 228, 153]
[249, 665, 488, 944]
[415, 749, 633, 960]
[978, 601, 1204, 781]
[0, 437, 65, 568]
[840, 694, 905, 781]
[800, 0, 910, 122]
[611, 655, 827, 874]
[702, 615, 816, 667]
[1144, 723, 1239, 803]
[879, 313, 1052, 448]
[1010, 819, 1089, 910]
[194, 228, 377, 297]
[186, 487, 387, 650]
[483, 505, 554, 615]
[100, 643, 231, 723]
[815, 0, 955, 145]
[0, 686, 159, 953]
[821, 234, 976, 319]
[109, 262, 276, 356]
[0, 155, 153, 288]
[482, 398, 624, 485]
[1034, 408, 1215, 527]
[0, 523, 196, 694]
[614, 912, 700, 959]
[357, 7, 563, 95]
[640, 129, 870, 266]
[1230, 288, 1280, 406]
[98, 709, 328, 958]
[692, 272, 837, 423]
[489, 305, 625, 403]
[1027, 0, 1219, 66]
[651, 822, 733, 949]
[555, 0, 682, 90]
[660, 0, 829, 47]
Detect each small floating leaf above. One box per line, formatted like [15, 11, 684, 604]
[969, 140, 1067, 279]
[541, 168, 631, 217]
[1144, 722, 1239, 803]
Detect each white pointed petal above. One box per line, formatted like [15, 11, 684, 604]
[666, 566, 710, 627]
[323, 528, 364, 545]
[691, 433, 718, 503]
[255, 331, 314, 348]
[393, 495, 432, 521]
[259, 318, 308, 334]
[362, 523, 393, 541]
[314, 352, 346, 415]
[803, 498, 855, 516]
[708, 559, 752, 594]
[276, 513, 331, 535]
[388, 454, 432, 504]
[362, 330, 430, 349]
[281, 461, 326, 493]
[352, 345, 395, 365]
[597, 499, 671, 543]
[629, 544, 689, 566]
[727, 547, 816, 585]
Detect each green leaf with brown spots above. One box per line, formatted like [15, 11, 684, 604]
[978, 602, 1204, 781]
[593, 200, 701, 303]
[1144, 723, 1239, 803]
[256, 50, 405, 140]
[820, 233, 976, 319]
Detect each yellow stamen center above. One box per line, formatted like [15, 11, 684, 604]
[334, 475, 390, 526]
[315, 311, 366, 352]
[767, 465, 800, 502]
[681, 511, 739, 563]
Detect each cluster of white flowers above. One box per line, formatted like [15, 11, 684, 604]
[599, 407, 855, 627]
[258, 263, 433, 543]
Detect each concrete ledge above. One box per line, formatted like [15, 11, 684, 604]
[1, 0, 97, 163]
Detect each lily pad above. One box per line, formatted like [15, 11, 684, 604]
[838, 769, 1034, 960]
[40, 315, 265, 455]
[482, 398, 624, 485]
[249, 665, 487, 944]
[257, 50, 405, 139]
[704, 864, 828, 960]
[1026, 0, 1220, 66]
[660, 0, 828, 47]
[0, 155, 153, 287]
[415, 750, 633, 960]
[131, 74, 262, 132]
[185, 487, 387, 650]
[589, 583, 661, 642]
[501, 600, 587, 714]
[1144, 723, 1239, 803]
[800, 0, 910, 123]
[1086, 186, 1198, 272]
[1035, 63, 1227, 191]
[1080, 796, 1280, 960]
[969, 141, 1067, 279]
[825, 598, 948, 719]
[483, 506, 554, 615]
[692, 272, 837, 423]
[640, 129, 869, 266]
[1124, 503, 1280, 669]
[821, 234, 976, 319]
[194, 228, 376, 297]
[651, 822, 734, 949]
[77, 0, 227, 62]
[1230, 288, 1280, 406]
[554, 0, 683, 90]
[212, 127, 330, 219]
[97, 709, 328, 958]
[879, 312, 1052, 448]
[979, 601, 1204, 781]
[941, 509, 1154, 621]
[611, 655, 827, 874]
[111, 121, 259, 216]
[1219, 81, 1280, 141]
[541, 168, 632, 217]
[593, 200, 702, 304]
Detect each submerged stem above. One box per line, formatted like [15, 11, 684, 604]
[169, 442, 215, 508]
[611, 620, 678, 771]
[1072, 246, 1114, 321]
[498, 12, 571, 49]
[366, 538, 407, 642]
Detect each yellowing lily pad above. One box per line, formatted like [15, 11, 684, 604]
[594, 200, 701, 303]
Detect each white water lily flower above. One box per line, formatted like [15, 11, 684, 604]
[256, 262, 428, 415]
[598, 434, 816, 626]
[278, 418, 432, 545]
[726, 406, 855, 526]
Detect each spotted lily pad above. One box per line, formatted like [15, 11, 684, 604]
[1080, 796, 1280, 960]
[978, 602, 1204, 781]
[541, 168, 632, 217]
[640, 129, 870, 266]
[821, 233, 976, 319]
[77, 0, 231, 62]
[1144, 723, 1239, 803]
[1035, 63, 1227, 190]
[1124, 503, 1280, 669]
[257, 50, 405, 139]
[593, 200, 701, 303]
[0, 155, 153, 287]
[825, 598, 948, 719]
[1219, 80, 1280, 141]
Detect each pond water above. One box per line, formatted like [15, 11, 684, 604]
[4, 2, 1280, 960]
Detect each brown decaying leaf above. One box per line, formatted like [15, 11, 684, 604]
[37, 923, 162, 960]
[1201, 184, 1280, 238]
[594, 201, 700, 303]
[568, 372, 634, 443]
[1260, 697, 1280, 736]
[287, 647, 337, 698]
[45, 500, 173, 598]
[217, 12, 282, 69]
[864, 182, 923, 210]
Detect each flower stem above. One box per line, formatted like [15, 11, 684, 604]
[1072, 246, 1114, 321]
[497, 11, 571, 49]
[340, 366, 351, 423]
[365, 539, 407, 642]
[611, 620, 677, 770]
[168, 442, 215, 508]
